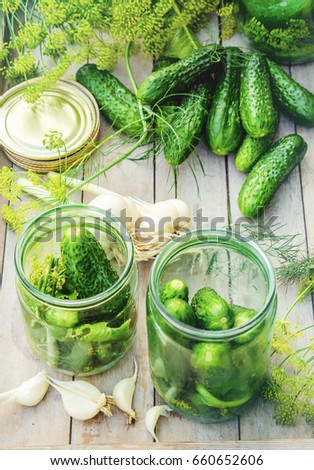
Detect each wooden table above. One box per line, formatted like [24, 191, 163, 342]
[0, 21, 314, 449]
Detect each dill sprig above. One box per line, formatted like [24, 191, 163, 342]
[236, 221, 303, 262]
[216, 1, 238, 40]
[242, 17, 313, 55]
[261, 277, 314, 433]
[2, 0, 221, 96]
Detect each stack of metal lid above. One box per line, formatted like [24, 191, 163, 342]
[0, 79, 100, 173]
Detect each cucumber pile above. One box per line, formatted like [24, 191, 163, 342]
[160, 279, 261, 342]
[146, 278, 270, 421]
[26, 228, 135, 374]
[76, 45, 313, 217]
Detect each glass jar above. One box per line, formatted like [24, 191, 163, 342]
[14, 205, 138, 376]
[146, 229, 277, 423]
[238, 0, 314, 64]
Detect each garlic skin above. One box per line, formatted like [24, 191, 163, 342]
[0, 371, 49, 407]
[112, 359, 138, 423]
[48, 377, 113, 421]
[145, 405, 172, 442]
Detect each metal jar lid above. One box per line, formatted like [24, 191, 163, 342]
[0, 79, 100, 163]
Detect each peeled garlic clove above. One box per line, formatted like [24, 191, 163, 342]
[0, 371, 49, 407]
[59, 389, 107, 421]
[112, 359, 138, 422]
[145, 405, 171, 442]
[14, 371, 49, 406]
[48, 377, 112, 420]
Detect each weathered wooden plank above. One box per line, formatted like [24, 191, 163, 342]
[154, 17, 239, 443]
[70, 56, 155, 444]
[223, 30, 313, 439]
[0, 224, 71, 446]
[2, 438, 314, 450]
[290, 61, 314, 250]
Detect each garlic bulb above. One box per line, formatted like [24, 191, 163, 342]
[145, 405, 172, 442]
[112, 359, 138, 423]
[48, 377, 113, 421]
[0, 371, 49, 407]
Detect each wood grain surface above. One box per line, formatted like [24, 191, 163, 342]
[0, 17, 313, 448]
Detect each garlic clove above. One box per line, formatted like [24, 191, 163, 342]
[145, 405, 172, 442]
[112, 359, 138, 423]
[166, 199, 191, 229]
[60, 389, 108, 421]
[0, 371, 49, 407]
[14, 371, 49, 406]
[48, 377, 112, 420]
[89, 194, 139, 229]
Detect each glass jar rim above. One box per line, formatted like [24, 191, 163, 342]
[14, 204, 134, 309]
[149, 228, 277, 340]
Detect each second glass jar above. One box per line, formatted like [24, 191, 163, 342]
[146, 229, 277, 423]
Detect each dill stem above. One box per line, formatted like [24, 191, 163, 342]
[66, 132, 147, 198]
[279, 346, 310, 368]
[125, 42, 138, 94]
[125, 41, 148, 136]
[172, 2, 200, 51]
[283, 279, 314, 321]
[66, 41, 149, 198]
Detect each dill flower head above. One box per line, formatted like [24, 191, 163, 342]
[43, 131, 65, 152]
[44, 31, 67, 58]
[5, 53, 36, 80]
[1, 205, 25, 234]
[13, 23, 46, 50]
[273, 395, 298, 426]
[95, 41, 119, 71]
[2, 0, 21, 13]
[37, 0, 67, 27]
[48, 174, 68, 205]
[0, 42, 9, 62]
[0, 167, 22, 203]
[24, 53, 74, 103]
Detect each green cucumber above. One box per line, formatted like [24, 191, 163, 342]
[235, 111, 279, 173]
[267, 59, 314, 128]
[240, 53, 277, 138]
[76, 64, 145, 138]
[137, 44, 223, 105]
[158, 82, 211, 167]
[61, 227, 118, 299]
[238, 134, 307, 217]
[205, 47, 244, 156]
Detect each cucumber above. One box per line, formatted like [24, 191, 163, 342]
[61, 227, 118, 299]
[137, 44, 223, 105]
[238, 134, 307, 217]
[235, 110, 279, 173]
[76, 64, 144, 138]
[158, 82, 211, 167]
[205, 47, 244, 156]
[240, 53, 277, 138]
[267, 59, 314, 128]
[160, 278, 189, 303]
[191, 287, 233, 331]
[153, 57, 179, 72]
[163, 298, 196, 327]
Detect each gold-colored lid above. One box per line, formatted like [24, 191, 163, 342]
[1, 79, 100, 161]
[2, 121, 100, 173]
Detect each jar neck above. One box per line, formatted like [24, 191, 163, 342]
[149, 228, 277, 341]
[14, 204, 135, 308]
